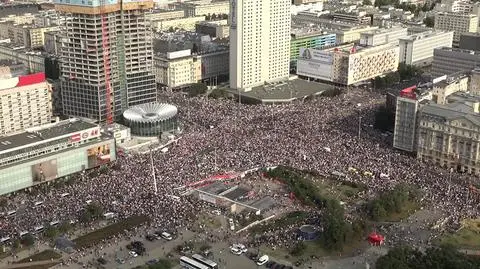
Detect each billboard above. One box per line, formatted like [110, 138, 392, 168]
[166, 49, 191, 60]
[296, 48, 334, 81]
[31, 159, 58, 182]
[87, 144, 111, 168]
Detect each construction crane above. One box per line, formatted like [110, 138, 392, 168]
[99, 0, 114, 124]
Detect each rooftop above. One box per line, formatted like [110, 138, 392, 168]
[0, 119, 97, 152]
[399, 30, 452, 41]
[421, 101, 480, 126]
[435, 47, 480, 56]
[291, 27, 332, 38]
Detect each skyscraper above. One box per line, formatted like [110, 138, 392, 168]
[55, 0, 157, 123]
[229, 0, 291, 91]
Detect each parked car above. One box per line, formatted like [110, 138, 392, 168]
[256, 255, 269, 266]
[146, 234, 156, 241]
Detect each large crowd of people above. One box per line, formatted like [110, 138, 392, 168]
[0, 89, 478, 250]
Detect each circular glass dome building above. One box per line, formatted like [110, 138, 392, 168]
[123, 103, 178, 137]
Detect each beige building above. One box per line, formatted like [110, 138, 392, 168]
[297, 43, 399, 85]
[155, 47, 229, 88]
[0, 14, 36, 25]
[399, 31, 454, 67]
[0, 72, 52, 136]
[470, 69, 480, 95]
[154, 49, 201, 88]
[151, 16, 206, 32]
[0, 22, 58, 48]
[434, 12, 477, 45]
[146, 10, 185, 22]
[177, 0, 229, 17]
[417, 93, 480, 175]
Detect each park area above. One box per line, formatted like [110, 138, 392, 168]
[440, 219, 480, 250]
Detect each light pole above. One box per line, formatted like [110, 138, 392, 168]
[357, 103, 362, 140]
[150, 148, 158, 195]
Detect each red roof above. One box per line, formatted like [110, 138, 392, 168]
[16, 72, 46, 87]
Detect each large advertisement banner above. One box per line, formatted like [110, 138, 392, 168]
[31, 159, 58, 182]
[296, 48, 334, 81]
[87, 144, 111, 168]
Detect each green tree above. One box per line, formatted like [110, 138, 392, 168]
[186, 83, 208, 97]
[45, 225, 59, 239]
[374, 106, 395, 132]
[167, 26, 175, 33]
[363, 0, 372, 5]
[20, 234, 35, 247]
[211, 13, 217, 20]
[423, 16, 434, 27]
[205, 14, 211, 20]
[86, 203, 104, 219]
[290, 241, 307, 256]
[58, 221, 72, 234]
[374, 76, 386, 89]
[322, 199, 348, 251]
[148, 259, 172, 269]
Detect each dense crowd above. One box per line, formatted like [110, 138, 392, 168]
[0, 89, 478, 249]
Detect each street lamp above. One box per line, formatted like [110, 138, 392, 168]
[357, 103, 362, 140]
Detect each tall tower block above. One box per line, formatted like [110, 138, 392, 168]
[55, 0, 157, 123]
[229, 0, 291, 91]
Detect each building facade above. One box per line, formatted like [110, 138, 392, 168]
[459, 32, 480, 51]
[0, 119, 115, 195]
[431, 47, 480, 77]
[152, 16, 206, 32]
[195, 20, 229, 38]
[0, 72, 52, 136]
[0, 43, 45, 73]
[178, 0, 229, 17]
[229, 0, 291, 90]
[398, 31, 454, 66]
[417, 99, 480, 175]
[434, 12, 477, 45]
[290, 30, 336, 70]
[296, 43, 399, 85]
[154, 50, 201, 89]
[0, 22, 59, 48]
[55, 0, 157, 123]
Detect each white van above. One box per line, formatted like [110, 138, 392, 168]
[60, 193, 70, 198]
[103, 212, 115, 220]
[160, 232, 173, 241]
[6, 210, 16, 217]
[230, 246, 242, 255]
[34, 201, 44, 207]
[256, 255, 269, 266]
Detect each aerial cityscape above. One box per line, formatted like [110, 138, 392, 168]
[1, 0, 480, 268]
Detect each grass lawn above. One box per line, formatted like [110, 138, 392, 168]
[440, 219, 480, 250]
[73, 215, 149, 249]
[196, 214, 222, 230]
[16, 249, 61, 263]
[382, 200, 420, 222]
[13, 262, 59, 269]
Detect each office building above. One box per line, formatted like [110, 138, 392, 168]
[359, 27, 408, 46]
[229, 0, 291, 91]
[0, 119, 115, 196]
[332, 12, 372, 25]
[434, 12, 477, 45]
[459, 33, 480, 51]
[151, 16, 206, 32]
[296, 43, 399, 85]
[54, 0, 157, 123]
[0, 72, 52, 136]
[146, 10, 185, 22]
[0, 22, 59, 49]
[432, 47, 480, 77]
[398, 31, 454, 66]
[290, 29, 336, 70]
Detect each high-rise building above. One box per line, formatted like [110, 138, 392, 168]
[54, 0, 157, 123]
[398, 31, 454, 67]
[229, 0, 291, 91]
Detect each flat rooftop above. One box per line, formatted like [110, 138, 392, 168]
[226, 79, 336, 104]
[0, 119, 97, 152]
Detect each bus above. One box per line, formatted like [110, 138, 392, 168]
[191, 254, 218, 269]
[179, 256, 210, 269]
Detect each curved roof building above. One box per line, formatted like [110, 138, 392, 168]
[123, 103, 178, 136]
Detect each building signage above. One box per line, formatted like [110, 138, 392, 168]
[69, 128, 100, 143]
[299, 48, 333, 63]
[230, 0, 236, 28]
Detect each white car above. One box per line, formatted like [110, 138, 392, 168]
[230, 246, 242, 255]
[160, 232, 173, 241]
[228, 218, 235, 231]
[129, 251, 138, 257]
[256, 255, 269, 266]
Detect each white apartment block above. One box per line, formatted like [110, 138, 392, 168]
[434, 12, 477, 45]
[399, 31, 454, 66]
[230, 0, 291, 91]
[0, 73, 52, 136]
[434, 0, 475, 13]
[359, 27, 408, 46]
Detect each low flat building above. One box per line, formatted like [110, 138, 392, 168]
[432, 47, 480, 77]
[0, 43, 45, 73]
[296, 43, 399, 85]
[332, 11, 372, 25]
[146, 10, 185, 22]
[151, 16, 206, 32]
[195, 20, 229, 38]
[359, 27, 408, 46]
[398, 30, 454, 67]
[0, 72, 52, 136]
[0, 118, 116, 195]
